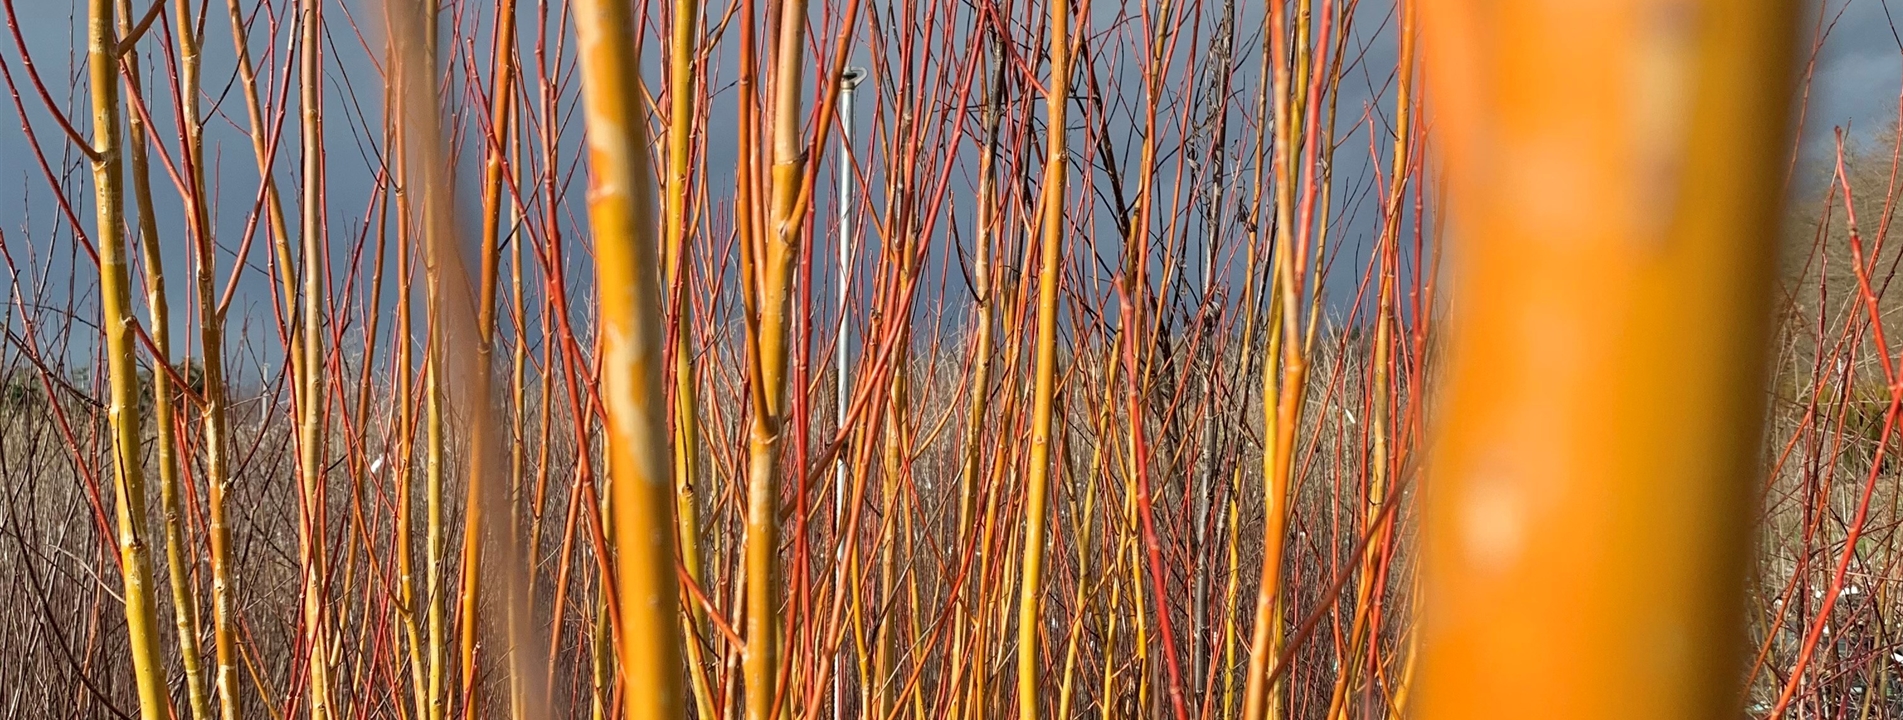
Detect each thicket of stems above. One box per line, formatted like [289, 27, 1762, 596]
[0, 0, 1859, 718]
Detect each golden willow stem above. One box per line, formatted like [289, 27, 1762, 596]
[220, 1, 299, 706]
[506, 140, 539, 719]
[87, 0, 169, 717]
[295, 0, 332, 716]
[178, 0, 240, 715]
[1326, 3, 1412, 718]
[949, 39, 1004, 720]
[661, 0, 715, 712]
[1017, 0, 1071, 716]
[388, 2, 544, 719]
[1056, 347, 1116, 720]
[1242, 0, 1307, 715]
[198, 220, 242, 720]
[426, 336, 447, 720]
[569, 1, 692, 719]
[507, 170, 530, 720]
[117, 2, 210, 712]
[745, 0, 812, 717]
[405, 8, 448, 718]
[377, 2, 428, 714]
[1417, 2, 1797, 718]
[458, 0, 518, 708]
[873, 66, 920, 720]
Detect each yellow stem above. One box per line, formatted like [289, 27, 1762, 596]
[1016, 0, 1071, 716]
[570, 0, 694, 717]
[1418, 1, 1797, 717]
[88, 0, 170, 715]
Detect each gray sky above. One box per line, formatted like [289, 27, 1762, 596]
[0, 0, 1898, 377]
[1807, 0, 1903, 147]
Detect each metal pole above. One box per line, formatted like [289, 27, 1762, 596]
[833, 65, 864, 720]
